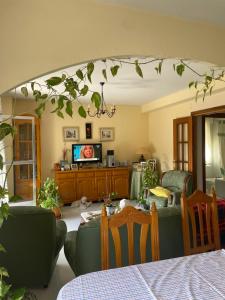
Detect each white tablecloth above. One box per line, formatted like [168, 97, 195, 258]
[57, 249, 225, 300]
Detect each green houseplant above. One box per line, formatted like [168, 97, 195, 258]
[37, 178, 62, 218]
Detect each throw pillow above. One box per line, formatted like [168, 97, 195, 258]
[149, 186, 171, 198]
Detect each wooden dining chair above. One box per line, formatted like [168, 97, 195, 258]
[101, 203, 160, 270]
[181, 189, 221, 256]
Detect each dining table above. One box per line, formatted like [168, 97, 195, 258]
[57, 249, 225, 300]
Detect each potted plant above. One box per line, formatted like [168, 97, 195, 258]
[142, 163, 158, 201]
[103, 192, 118, 215]
[37, 177, 62, 218]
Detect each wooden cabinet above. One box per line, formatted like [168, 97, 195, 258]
[55, 167, 130, 204]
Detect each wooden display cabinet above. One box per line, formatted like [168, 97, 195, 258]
[54, 167, 130, 204]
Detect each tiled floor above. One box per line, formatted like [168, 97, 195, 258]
[31, 202, 103, 300]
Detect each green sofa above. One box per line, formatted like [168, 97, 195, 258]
[64, 206, 184, 276]
[0, 206, 67, 288]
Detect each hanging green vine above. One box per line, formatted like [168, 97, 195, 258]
[19, 57, 225, 119]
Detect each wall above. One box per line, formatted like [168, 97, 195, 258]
[2, 97, 149, 180]
[1, 0, 225, 94]
[146, 89, 225, 172]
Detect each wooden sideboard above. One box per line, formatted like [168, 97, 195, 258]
[54, 167, 130, 204]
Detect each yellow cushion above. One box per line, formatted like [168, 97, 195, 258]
[149, 186, 171, 198]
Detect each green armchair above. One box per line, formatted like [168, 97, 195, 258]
[147, 170, 193, 208]
[0, 206, 67, 288]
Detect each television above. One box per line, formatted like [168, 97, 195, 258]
[72, 143, 102, 164]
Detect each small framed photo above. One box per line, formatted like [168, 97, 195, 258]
[100, 127, 115, 141]
[71, 163, 78, 170]
[85, 123, 92, 139]
[63, 127, 79, 141]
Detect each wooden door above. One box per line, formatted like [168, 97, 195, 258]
[173, 117, 193, 172]
[13, 117, 41, 201]
[111, 169, 129, 198]
[95, 170, 112, 200]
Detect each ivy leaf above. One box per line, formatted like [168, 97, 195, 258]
[40, 94, 48, 99]
[0, 123, 14, 140]
[0, 154, 3, 170]
[80, 85, 89, 96]
[209, 86, 213, 95]
[58, 95, 67, 109]
[33, 90, 42, 101]
[21, 86, 28, 97]
[69, 89, 77, 99]
[102, 69, 107, 81]
[10, 288, 26, 300]
[110, 65, 120, 77]
[35, 103, 45, 118]
[9, 194, 23, 202]
[65, 101, 73, 117]
[31, 82, 35, 91]
[46, 76, 62, 86]
[189, 81, 195, 88]
[195, 90, 199, 102]
[135, 60, 143, 78]
[87, 62, 94, 83]
[78, 106, 87, 118]
[0, 267, 9, 278]
[194, 81, 198, 89]
[57, 111, 64, 118]
[0, 244, 6, 253]
[176, 64, 185, 76]
[91, 92, 101, 108]
[51, 98, 56, 104]
[76, 69, 84, 80]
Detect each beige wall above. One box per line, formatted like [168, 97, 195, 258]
[1, 0, 225, 94]
[147, 90, 225, 172]
[2, 97, 149, 180]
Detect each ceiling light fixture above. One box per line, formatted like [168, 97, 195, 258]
[87, 82, 116, 118]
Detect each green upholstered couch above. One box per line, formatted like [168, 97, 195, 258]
[0, 206, 67, 288]
[64, 206, 184, 276]
[147, 170, 193, 208]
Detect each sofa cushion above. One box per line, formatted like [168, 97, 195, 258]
[150, 186, 171, 198]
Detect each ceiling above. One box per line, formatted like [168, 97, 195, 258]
[12, 0, 224, 106]
[96, 0, 225, 28]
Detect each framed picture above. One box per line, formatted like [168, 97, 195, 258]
[85, 123, 92, 139]
[63, 127, 79, 141]
[100, 127, 115, 141]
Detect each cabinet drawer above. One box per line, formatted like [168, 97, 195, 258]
[112, 170, 129, 176]
[77, 172, 95, 178]
[55, 172, 75, 179]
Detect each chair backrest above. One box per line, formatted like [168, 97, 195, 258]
[101, 203, 160, 270]
[181, 189, 221, 256]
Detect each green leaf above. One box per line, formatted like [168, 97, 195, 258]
[69, 89, 77, 99]
[10, 288, 26, 300]
[0, 123, 14, 140]
[102, 69, 107, 81]
[91, 92, 101, 108]
[87, 62, 94, 83]
[135, 60, 143, 78]
[0, 267, 8, 278]
[0, 280, 11, 298]
[80, 85, 89, 96]
[189, 81, 195, 88]
[35, 103, 45, 118]
[9, 194, 23, 202]
[46, 76, 62, 86]
[57, 111, 64, 118]
[40, 94, 48, 99]
[194, 81, 198, 88]
[206, 75, 212, 82]
[0, 244, 6, 253]
[110, 65, 120, 77]
[78, 106, 87, 118]
[0, 154, 3, 170]
[33, 90, 42, 101]
[65, 101, 73, 117]
[58, 95, 67, 109]
[209, 86, 213, 95]
[51, 98, 56, 104]
[195, 90, 199, 102]
[158, 60, 163, 74]
[21, 86, 28, 97]
[176, 64, 185, 76]
[76, 69, 84, 80]
[31, 82, 35, 91]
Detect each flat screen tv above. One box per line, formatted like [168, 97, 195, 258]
[72, 143, 102, 164]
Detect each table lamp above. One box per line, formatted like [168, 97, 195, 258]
[136, 147, 149, 162]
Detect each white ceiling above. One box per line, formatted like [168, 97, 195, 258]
[96, 0, 225, 27]
[12, 0, 224, 106]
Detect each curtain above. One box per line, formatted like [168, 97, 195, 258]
[218, 120, 225, 170]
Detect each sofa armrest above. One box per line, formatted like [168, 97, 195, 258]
[168, 191, 182, 206]
[64, 231, 78, 275]
[55, 220, 67, 257]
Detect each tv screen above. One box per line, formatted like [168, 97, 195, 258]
[72, 143, 102, 164]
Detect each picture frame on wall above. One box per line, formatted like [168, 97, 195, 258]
[85, 123, 92, 139]
[99, 127, 115, 141]
[63, 127, 79, 141]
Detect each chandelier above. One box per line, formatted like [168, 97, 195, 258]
[87, 82, 116, 118]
